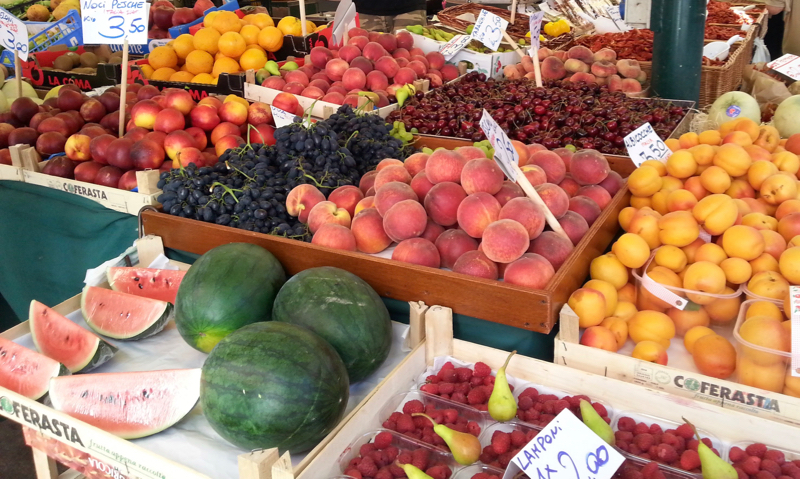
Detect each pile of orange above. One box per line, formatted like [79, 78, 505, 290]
[140, 12, 320, 84]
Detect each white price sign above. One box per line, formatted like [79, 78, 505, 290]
[529, 11, 545, 51]
[480, 109, 519, 182]
[470, 9, 509, 51]
[502, 410, 625, 479]
[624, 122, 671, 166]
[81, 0, 149, 45]
[606, 6, 625, 30]
[439, 34, 472, 59]
[271, 105, 297, 128]
[0, 8, 28, 61]
[790, 286, 800, 377]
[767, 54, 800, 81]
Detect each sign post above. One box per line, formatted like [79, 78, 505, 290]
[0, 8, 29, 98]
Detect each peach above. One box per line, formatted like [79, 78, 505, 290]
[426, 149, 466, 184]
[658, 210, 700, 247]
[748, 270, 789, 301]
[310, 46, 334, 69]
[342, 68, 367, 91]
[392, 238, 440, 268]
[365, 70, 389, 92]
[311, 223, 357, 251]
[457, 192, 502, 239]
[307, 201, 351, 233]
[434, 229, 478, 269]
[210, 122, 240, 144]
[621, 78, 643, 93]
[541, 56, 567, 80]
[580, 326, 619, 352]
[352, 208, 392, 254]
[355, 196, 375, 215]
[593, 48, 617, 63]
[423, 182, 467, 227]
[567, 45, 594, 64]
[616, 59, 641, 79]
[359, 170, 378, 195]
[590, 60, 616, 78]
[627, 165, 662, 197]
[558, 211, 589, 245]
[654, 245, 688, 273]
[570, 72, 597, 83]
[667, 189, 698, 212]
[568, 288, 607, 328]
[590, 253, 629, 289]
[173, 147, 204, 169]
[612, 233, 650, 269]
[374, 164, 412, 190]
[575, 185, 612, 210]
[628, 310, 675, 348]
[529, 231, 574, 270]
[460, 158, 504, 195]
[761, 174, 798, 205]
[190, 105, 220, 132]
[498, 197, 545, 239]
[494, 181, 524, 206]
[598, 171, 624, 197]
[410, 170, 435, 202]
[534, 183, 570, 218]
[165, 130, 197, 161]
[328, 185, 364, 217]
[456, 146, 488, 162]
[692, 194, 738, 235]
[564, 58, 589, 74]
[452, 250, 498, 280]
[521, 165, 547, 186]
[285, 70, 310, 87]
[739, 315, 790, 365]
[608, 74, 623, 93]
[374, 182, 418, 217]
[500, 253, 554, 290]
[404, 153, 429, 177]
[568, 196, 602, 226]
[394, 67, 417, 85]
[130, 99, 162, 129]
[481, 219, 530, 264]
[527, 150, 566, 184]
[420, 218, 445, 244]
[376, 159, 404, 171]
[722, 224, 765, 260]
[325, 58, 350, 82]
[668, 307, 710, 337]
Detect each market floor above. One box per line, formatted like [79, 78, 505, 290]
[0, 418, 66, 479]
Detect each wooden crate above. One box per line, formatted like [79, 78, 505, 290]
[553, 305, 800, 428]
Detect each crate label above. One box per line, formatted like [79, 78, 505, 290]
[471, 9, 509, 51]
[624, 122, 671, 166]
[767, 54, 800, 81]
[480, 109, 518, 181]
[0, 8, 28, 61]
[641, 267, 690, 310]
[791, 286, 800, 377]
[81, 0, 149, 45]
[503, 409, 624, 479]
[439, 35, 472, 60]
[529, 11, 544, 50]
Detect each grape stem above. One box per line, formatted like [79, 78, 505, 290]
[210, 181, 241, 203]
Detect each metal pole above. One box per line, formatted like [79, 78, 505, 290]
[650, 0, 706, 103]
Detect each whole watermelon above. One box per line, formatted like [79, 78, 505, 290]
[272, 267, 392, 383]
[175, 243, 286, 353]
[200, 321, 349, 452]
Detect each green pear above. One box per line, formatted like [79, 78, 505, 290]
[280, 61, 299, 71]
[579, 399, 615, 445]
[264, 60, 280, 76]
[396, 461, 434, 479]
[412, 413, 480, 465]
[488, 350, 517, 422]
[682, 419, 737, 479]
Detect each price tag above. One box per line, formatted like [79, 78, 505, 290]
[81, 0, 149, 45]
[624, 122, 671, 166]
[0, 8, 28, 61]
[529, 11, 545, 51]
[767, 54, 800, 81]
[439, 35, 472, 59]
[605, 6, 626, 30]
[470, 9, 509, 51]
[480, 109, 518, 182]
[503, 409, 625, 479]
[271, 105, 297, 128]
[331, 0, 357, 45]
[790, 286, 800, 377]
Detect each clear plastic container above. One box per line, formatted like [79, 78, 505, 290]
[512, 379, 616, 428]
[733, 300, 793, 392]
[476, 421, 542, 470]
[743, 283, 785, 305]
[415, 356, 526, 393]
[337, 429, 458, 476]
[725, 441, 800, 463]
[451, 464, 505, 479]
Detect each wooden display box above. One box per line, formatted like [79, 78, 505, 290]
[140, 136, 634, 333]
[554, 305, 800, 428]
[21, 47, 125, 92]
[127, 59, 247, 99]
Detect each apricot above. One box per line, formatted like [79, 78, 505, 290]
[761, 174, 798, 205]
[628, 310, 676, 348]
[631, 340, 668, 365]
[630, 196, 653, 209]
[665, 138, 681, 152]
[658, 210, 700, 247]
[654, 245, 687, 273]
[742, 212, 778, 231]
[720, 257, 752, 284]
[667, 307, 710, 337]
[628, 165, 663, 197]
[667, 189, 698, 212]
[665, 150, 697, 179]
[746, 301, 785, 322]
[698, 165, 731, 194]
[738, 355, 786, 393]
[627, 211, 662, 249]
[684, 325, 716, 354]
[599, 317, 628, 349]
[619, 283, 638, 305]
[778, 212, 800, 242]
[739, 315, 790, 365]
[568, 288, 607, 328]
[694, 243, 727, 265]
[773, 151, 800, 175]
[618, 207, 638, 231]
[683, 261, 727, 304]
[747, 270, 790, 300]
[638, 266, 684, 312]
[704, 287, 741, 324]
[750, 252, 780, 275]
[692, 194, 738, 235]
[613, 301, 638, 321]
[580, 326, 619, 352]
[698, 130, 722, 145]
[722, 225, 765, 260]
[650, 190, 670, 215]
[584, 279, 618, 317]
[684, 176, 709, 201]
[612, 233, 651, 269]
[661, 176, 684, 192]
[723, 131, 753, 147]
[776, 199, 800, 220]
[691, 334, 737, 379]
[688, 144, 715, 166]
[590, 253, 629, 289]
[779, 246, 800, 284]
[719, 118, 742, 137]
[726, 179, 756, 200]
[713, 143, 752, 177]
[748, 160, 779, 191]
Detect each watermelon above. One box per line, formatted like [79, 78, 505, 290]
[29, 301, 117, 373]
[175, 243, 286, 353]
[81, 286, 173, 340]
[200, 322, 349, 452]
[49, 369, 201, 439]
[272, 267, 392, 383]
[107, 267, 185, 303]
[0, 337, 69, 400]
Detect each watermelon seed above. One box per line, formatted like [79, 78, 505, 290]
[133, 276, 140, 282]
[138, 284, 144, 289]
[142, 390, 149, 398]
[81, 390, 88, 398]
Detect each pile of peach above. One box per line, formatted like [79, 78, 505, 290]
[568, 118, 800, 385]
[736, 301, 798, 396]
[285, 143, 623, 289]
[503, 45, 646, 94]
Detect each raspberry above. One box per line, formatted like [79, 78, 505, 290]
[455, 367, 473, 382]
[345, 469, 363, 479]
[518, 395, 534, 411]
[655, 444, 678, 464]
[675, 424, 694, 440]
[361, 443, 377, 457]
[439, 368, 457, 383]
[441, 362, 455, 370]
[396, 452, 412, 465]
[479, 453, 496, 464]
[474, 362, 492, 377]
[543, 400, 556, 414]
[450, 392, 467, 404]
[467, 421, 482, 436]
[349, 458, 363, 469]
[650, 423, 663, 435]
[396, 414, 415, 433]
[616, 431, 634, 442]
[492, 431, 512, 455]
[660, 433, 679, 449]
[371, 450, 389, 468]
[680, 449, 701, 471]
[553, 399, 571, 415]
[427, 375, 441, 384]
[426, 465, 450, 479]
[519, 387, 540, 399]
[524, 409, 540, 422]
[403, 400, 424, 415]
[451, 423, 467, 433]
[382, 420, 397, 431]
[467, 387, 487, 405]
[499, 452, 515, 468]
[455, 382, 471, 395]
[757, 471, 778, 479]
[438, 382, 455, 395]
[483, 376, 495, 387]
[641, 461, 660, 479]
[412, 448, 430, 470]
[765, 450, 787, 465]
[413, 416, 430, 429]
[511, 429, 527, 447]
[374, 431, 393, 450]
[384, 446, 399, 462]
[357, 456, 379, 477]
[618, 416, 637, 432]
[688, 440, 699, 451]
[389, 463, 406, 477]
[701, 438, 713, 449]
[420, 383, 439, 395]
[634, 423, 651, 435]
[473, 474, 492, 479]
[421, 433, 435, 445]
[735, 467, 749, 479]
[633, 433, 656, 452]
[592, 402, 608, 418]
[470, 376, 484, 387]
[742, 456, 763, 475]
[443, 409, 459, 423]
[630, 444, 642, 455]
[764, 460, 784, 477]
[440, 393, 450, 400]
[780, 476, 795, 479]
[621, 465, 644, 479]
[375, 467, 393, 479]
[782, 464, 799, 476]
[539, 414, 556, 426]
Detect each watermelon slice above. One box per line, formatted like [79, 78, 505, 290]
[81, 286, 173, 340]
[49, 369, 201, 439]
[0, 337, 69, 400]
[29, 301, 117, 373]
[107, 267, 185, 304]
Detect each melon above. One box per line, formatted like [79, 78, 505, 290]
[272, 267, 392, 383]
[30, 301, 117, 373]
[81, 286, 173, 340]
[49, 369, 201, 439]
[107, 267, 186, 304]
[0, 337, 69, 400]
[200, 322, 349, 452]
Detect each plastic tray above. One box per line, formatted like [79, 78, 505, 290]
[415, 356, 525, 401]
[168, 0, 240, 38]
[733, 300, 793, 391]
[477, 420, 542, 469]
[452, 464, 505, 479]
[0, 10, 82, 68]
[336, 429, 457, 476]
[511, 378, 616, 428]
[725, 441, 800, 463]
[743, 283, 785, 305]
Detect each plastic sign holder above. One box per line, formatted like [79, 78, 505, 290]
[624, 122, 672, 166]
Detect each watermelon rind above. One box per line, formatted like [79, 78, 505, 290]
[200, 322, 349, 453]
[29, 301, 118, 373]
[175, 243, 287, 353]
[80, 286, 173, 341]
[0, 337, 70, 401]
[48, 368, 201, 439]
[272, 267, 392, 383]
[107, 267, 185, 304]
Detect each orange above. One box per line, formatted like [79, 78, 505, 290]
[139, 64, 155, 79]
[245, 44, 266, 53]
[249, 13, 274, 29]
[180, 64, 190, 72]
[169, 71, 195, 82]
[258, 26, 284, 52]
[185, 50, 214, 75]
[212, 56, 240, 77]
[192, 73, 216, 84]
[193, 28, 221, 55]
[277, 16, 301, 36]
[211, 10, 242, 34]
[151, 67, 177, 81]
[239, 24, 260, 45]
[239, 48, 267, 70]
[148, 46, 178, 70]
[241, 14, 256, 25]
[203, 10, 219, 28]
[172, 34, 195, 60]
[218, 31, 246, 58]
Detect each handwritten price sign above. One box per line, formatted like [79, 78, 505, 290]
[0, 8, 28, 61]
[81, 0, 149, 45]
[480, 109, 518, 182]
[502, 410, 625, 479]
[471, 9, 509, 51]
[624, 122, 672, 166]
[768, 54, 800, 81]
[529, 11, 545, 51]
[439, 34, 472, 59]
